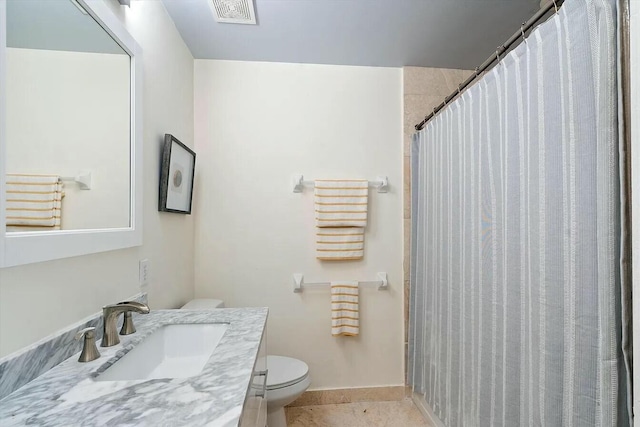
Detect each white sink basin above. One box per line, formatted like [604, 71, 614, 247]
[97, 323, 228, 381]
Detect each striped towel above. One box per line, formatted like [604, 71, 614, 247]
[314, 180, 368, 228]
[331, 282, 359, 336]
[315, 180, 368, 261]
[316, 228, 364, 261]
[6, 174, 64, 230]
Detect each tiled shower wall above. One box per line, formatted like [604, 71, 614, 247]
[403, 67, 473, 380]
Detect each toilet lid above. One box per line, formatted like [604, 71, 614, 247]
[180, 299, 224, 310]
[265, 356, 309, 390]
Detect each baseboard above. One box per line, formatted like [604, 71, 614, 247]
[287, 386, 406, 407]
[411, 391, 445, 427]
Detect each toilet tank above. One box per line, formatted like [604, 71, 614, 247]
[180, 299, 225, 309]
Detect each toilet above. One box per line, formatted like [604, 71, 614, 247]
[263, 355, 310, 427]
[180, 299, 311, 427]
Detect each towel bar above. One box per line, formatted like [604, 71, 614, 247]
[292, 272, 388, 293]
[291, 175, 388, 193]
[60, 172, 92, 190]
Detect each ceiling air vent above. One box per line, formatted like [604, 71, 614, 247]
[211, 0, 257, 25]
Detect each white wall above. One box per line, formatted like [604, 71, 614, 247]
[0, 0, 195, 357]
[6, 48, 130, 230]
[194, 60, 404, 390]
[631, 0, 639, 417]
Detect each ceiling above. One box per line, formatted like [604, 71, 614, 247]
[161, 0, 541, 69]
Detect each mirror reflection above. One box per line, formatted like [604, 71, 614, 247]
[5, 0, 131, 232]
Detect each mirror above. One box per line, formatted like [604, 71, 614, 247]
[5, 0, 130, 232]
[0, 0, 143, 267]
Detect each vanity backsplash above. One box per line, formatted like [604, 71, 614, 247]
[0, 293, 147, 400]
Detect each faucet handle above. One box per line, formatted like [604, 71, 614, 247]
[75, 327, 100, 363]
[120, 312, 137, 335]
[117, 301, 149, 336]
[117, 302, 149, 335]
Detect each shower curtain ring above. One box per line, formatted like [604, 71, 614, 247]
[552, 0, 558, 13]
[474, 66, 480, 76]
[521, 22, 527, 41]
[495, 46, 502, 64]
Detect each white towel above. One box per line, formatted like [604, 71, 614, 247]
[6, 174, 64, 229]
[314, 180, 368, 228]
[314, 180, 368, 260]
[316, 228, 364, 261]
[331, 281, 359, 336]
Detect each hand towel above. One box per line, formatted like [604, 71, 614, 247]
[6, 174, 64, 229]
[331, 281, 359, 336]
[314, 180, 368, 228]
[316, 228, 364, 260]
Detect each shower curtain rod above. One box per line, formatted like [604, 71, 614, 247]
[414, 0, 565, 131]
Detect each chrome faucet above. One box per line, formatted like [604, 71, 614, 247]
[101, 301, 150, 347]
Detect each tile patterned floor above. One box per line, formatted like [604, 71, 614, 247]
[285, 398, 433, 427]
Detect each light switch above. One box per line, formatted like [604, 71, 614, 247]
[139, 259, 150, 291]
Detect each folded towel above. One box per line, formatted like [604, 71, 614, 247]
[331, 281, 359, 336]
[316, 228, 364, 260]
[6, 174, 64, 229]
[314, 180, 368, 228]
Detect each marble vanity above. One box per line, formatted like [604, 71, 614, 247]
[0, 308, 268, 427]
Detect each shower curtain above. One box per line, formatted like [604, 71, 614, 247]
[408, 0, 632, 426]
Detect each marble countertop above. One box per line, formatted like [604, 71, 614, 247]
[0, 308, 268, 427]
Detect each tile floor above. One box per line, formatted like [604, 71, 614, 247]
[285, 398, 433, 427]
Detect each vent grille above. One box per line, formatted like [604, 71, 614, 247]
[211, 0, 257, 25]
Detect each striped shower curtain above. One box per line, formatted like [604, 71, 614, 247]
[408, 0, 632, 426]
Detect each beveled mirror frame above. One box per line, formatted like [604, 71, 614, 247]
[0, 0, 143, 268]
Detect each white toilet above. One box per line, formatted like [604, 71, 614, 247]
[263, 355, 310, 427]
[180, 299, 310, 427]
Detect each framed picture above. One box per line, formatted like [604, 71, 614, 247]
[159, 134, 196, 214]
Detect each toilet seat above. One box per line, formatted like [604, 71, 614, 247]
[266, 356, 309, 390]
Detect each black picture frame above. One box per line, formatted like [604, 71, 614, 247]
[158, 134, 196, 214]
